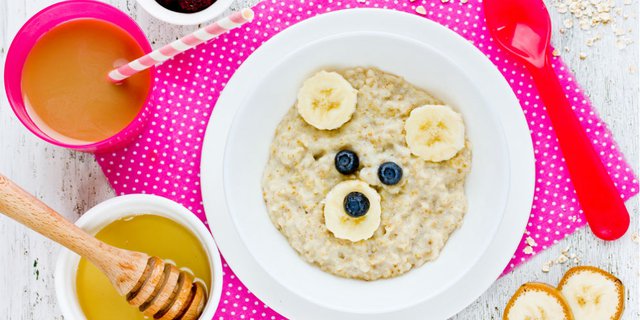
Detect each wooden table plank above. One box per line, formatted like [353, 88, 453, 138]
[0, 0, 637, 319]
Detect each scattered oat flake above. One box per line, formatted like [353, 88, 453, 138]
[557, 4, 568, 14]
[552, 49, 561, 57]
[544, 246, 581, 272]
[563, 19, 574, 28]
[632, 233, 639, 243]
[552, 0, 629, 51]
[415, 5, 426, 15]
[542, 263, 551, 273]
[585, 34, 601, 46]
[460, 0, 468, 3]
[523, 246, 534, 255]
[579, 52, 588, 60]
[526, 236, 538, 247]
[579, 19, 590, 30]
[556, 254, 569, 264]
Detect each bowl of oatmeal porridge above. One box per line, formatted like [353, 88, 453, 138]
[201, 9, 534, 320]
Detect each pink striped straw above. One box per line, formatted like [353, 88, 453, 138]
[108, 8, 254, 82]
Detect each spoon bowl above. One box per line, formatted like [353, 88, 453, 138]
[484, 0, 551, 68]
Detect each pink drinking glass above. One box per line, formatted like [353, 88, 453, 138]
[4, 0, 154, 153]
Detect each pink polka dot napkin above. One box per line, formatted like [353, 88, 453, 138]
[96, 0, 639, 318]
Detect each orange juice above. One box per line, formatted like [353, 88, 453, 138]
[21, 19, 151, 144]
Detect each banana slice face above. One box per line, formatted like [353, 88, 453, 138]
[296, 71, 358, 130]
[504, 282, 574, 320]
[404, 105, 465, 162]
[558, 266, 624, 320]
[324, 180, 381, 242]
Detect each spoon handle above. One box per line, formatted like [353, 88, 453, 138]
[528, 55, 630, 240]
[0, 174, 147, 294]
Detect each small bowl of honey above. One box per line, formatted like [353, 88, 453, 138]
[4, 0, 154, 152]
[54, 194, 223, 320]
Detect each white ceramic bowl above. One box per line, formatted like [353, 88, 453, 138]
[201, 9, 535, 319]
[136, 0, 234, 25]
[54, 194, 223, 320]
[223, 30, 510, 314]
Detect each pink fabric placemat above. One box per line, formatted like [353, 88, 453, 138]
[97, 0, 638, 318]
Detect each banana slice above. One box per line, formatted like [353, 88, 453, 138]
[323, 180, 381, 242]
[558, 266, 624, 320]
[504, 282, 574, 320]
[404, 105, 465, 162]
[297, 71, 358, 130]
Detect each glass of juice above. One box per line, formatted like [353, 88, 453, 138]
[4, 0, 154, 152]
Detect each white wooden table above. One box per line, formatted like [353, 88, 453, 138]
[0, 0, 637, 319]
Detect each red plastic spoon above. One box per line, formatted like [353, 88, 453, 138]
[483, 0, 630, 240]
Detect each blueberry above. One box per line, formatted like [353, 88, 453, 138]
[378, 162, 403, 185]
[334, 150, 359, 175]
[343, 192, 370, 218]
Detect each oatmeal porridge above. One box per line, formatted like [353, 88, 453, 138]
[261, 67, 471, 280]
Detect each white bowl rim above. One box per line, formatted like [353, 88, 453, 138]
[222, 30, 511, 313]
[200, 8, 535, 320]
[136, 0, 235, 25]
[54, 194, 223, 320]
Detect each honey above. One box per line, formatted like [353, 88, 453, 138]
[21, 19, 151, 144]
[76, 215, 210, 320]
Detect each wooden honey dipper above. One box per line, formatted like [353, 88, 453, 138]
[0, 174, 207, 320]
